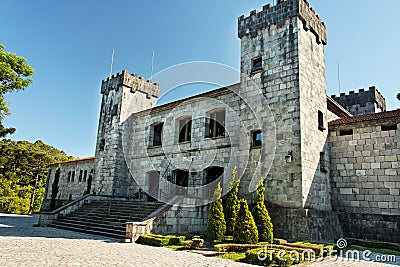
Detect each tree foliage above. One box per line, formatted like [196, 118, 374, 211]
[224, 167, 240, 236]
[233, 199, 258, 244]
[252, 177, 274, 243]
[206, 182, 226, 241]
[397, 93, 400, 102]
[0, 139, 72, 214]
[0, 44, 34, 136]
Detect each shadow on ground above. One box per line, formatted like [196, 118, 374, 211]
[0, 213, 118, 242]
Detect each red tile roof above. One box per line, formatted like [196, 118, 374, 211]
[329, 109, 400, 126]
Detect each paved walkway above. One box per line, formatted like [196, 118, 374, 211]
[0, 214, 399, 267]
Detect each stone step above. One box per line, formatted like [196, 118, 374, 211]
[62, 215, 143, 225]
[50, 223, 124, 239]
[54, 219, 125, 231]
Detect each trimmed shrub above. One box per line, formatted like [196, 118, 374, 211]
[181, 238, 204, 250]
[224, 167, 240, 236]
[136, 234, 186, 247]
[233, 199, 258, 244]
[243, 248, 295, 267]
[206, 183, 226, 241]
[214, 243, 264, 253]
[346, 238, 400, 252]
[252, 177, 273, 243]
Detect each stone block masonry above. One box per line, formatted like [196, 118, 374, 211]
[329, 112, 400, 242]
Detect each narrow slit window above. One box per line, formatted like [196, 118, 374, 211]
[320, 152, 327, 173]
[382, 125, 397, 131]
[67, 171, 71, 183]
[79, 170, 83, 182]
[83, 170, 87, 182]
[318, 110, 325, 131]
[252, 57, 262, 72]
[340, 129, 353, 136]
[71, 171, 75, 182]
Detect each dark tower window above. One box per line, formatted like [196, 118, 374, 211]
[152, 123, 163, 146]
[99, 139, 105, 150]
[79, 170, 83, 182]
[318, 110, 326, 131]
[251, 56, 262, 73]
[83, 170, 87, 182]
[67, 171, 71, 183]
[178, 117, 192, 143]
[71, 171, 75, 182]
[252, 130, 262, 147]
[320, 152, 327, 173]
[205, 110, 225, 138]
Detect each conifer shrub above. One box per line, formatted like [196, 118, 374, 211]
[224, 167, 240, 236]
[233, 199, 258, 244]
[206, 182, 226, 241]
[252, 178, 273, 243]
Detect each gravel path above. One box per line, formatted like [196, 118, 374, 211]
[0, 214, 398, 267]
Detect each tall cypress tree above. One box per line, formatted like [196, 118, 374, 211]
[224, 167, 240, 236]
[233, 199, 258, 244]
[206, 182, 226, 241]
[252, 177, 273, 243]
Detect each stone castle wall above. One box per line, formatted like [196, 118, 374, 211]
[42, 158, 94, 211]
[331, 87, 387, 116]
[329, 116, 400, 242]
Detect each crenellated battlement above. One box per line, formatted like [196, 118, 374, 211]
[238, 0, 327, 45]
[331, 86, 387, 116]
[101, 70, 159, 99]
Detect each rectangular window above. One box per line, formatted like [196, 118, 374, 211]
[67, 171, 71, 183]
[71, 171, 75, 182]
[79, 170, 83, 182]
[206, 110, 225, 138]
[83, 170, 87, 182]
[318, 110, 326, 131]
[339, 129, 353, 136]
[111, 104, 118, 116]
[252, 56, 262, 72]
[320, 152, 327, 173]
[382, 124, 397, 131]
[179, 118, 192, 143]
[153, 123, 163, 146]
[99, 139, 105, 150]
[251, 130, 262, 147]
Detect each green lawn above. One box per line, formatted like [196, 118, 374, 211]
[217, 253, 246, 261]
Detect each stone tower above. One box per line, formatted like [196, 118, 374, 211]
[331, 86, 387, 116]
[239, 0, 341, 241]
[94, 70, 159, 196]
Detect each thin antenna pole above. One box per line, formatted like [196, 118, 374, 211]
[109, 48, 115, 78]
[150, 49, 155, 81]
[337, 62, 341, 93]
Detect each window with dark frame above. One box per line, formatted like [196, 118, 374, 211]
[205, 110, 225, 138]
[318, 110, 325, 131]
[320, 152, 327, 173]
[83, 170, 87, 182]
[79, 170, 83, 182]
[251, 130, 262, 147]
[153, 123, 163, 146]
[71, 171, 75, 182]
[252, 56, 262, 73]
[67, 171, 71, 183]
[382, 124, 398, 131]
[111, 104, 118, 116]
[178, 118, 192, 143]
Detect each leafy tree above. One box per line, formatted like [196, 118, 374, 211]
[224, 167, 240, 236]
[233, 199, 258, 244]
[252, 177, 274, 243]
[397, 93, 400, 102]
[0, 139, 72, 214]
[206, 182, 226, 241]
[0, 44, 34, 137]
[50, 167, 60, 211]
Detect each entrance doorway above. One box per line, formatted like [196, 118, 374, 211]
[204, 167, 224, 198]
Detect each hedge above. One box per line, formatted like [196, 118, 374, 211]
[214, 243, 264, 253]
[243, 248, 295, 267]
[136, 234, 186, 247]
[346, 238, 400, 252]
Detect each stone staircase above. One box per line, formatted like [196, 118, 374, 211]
[49, 200, 163, 239]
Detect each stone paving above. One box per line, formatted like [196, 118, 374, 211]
[0, 214, 399, 267]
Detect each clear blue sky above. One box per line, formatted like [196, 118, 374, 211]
[2, 0, 400, 158]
